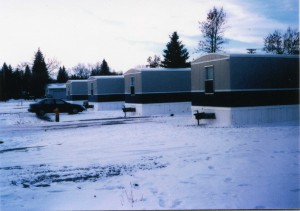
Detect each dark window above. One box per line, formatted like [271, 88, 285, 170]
[205, 66, 214, 94]
[55, 99, 66, 105]
[130, 76, 135, 86]
[91, 83, 94, 96]
[130, 76, 135, 95]
[44, 99, 55, 104]
[130, 86, 135, 95]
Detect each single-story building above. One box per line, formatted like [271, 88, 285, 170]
[191, 53, 299, 126]
[46, 83, 66, 99]
[87, 75, 125, 110]
[66, 80, 88, 102]
[124, 68, 191, 116]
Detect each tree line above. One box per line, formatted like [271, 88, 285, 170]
[1, 6, 299, 101]
[0, 49, 119, 101]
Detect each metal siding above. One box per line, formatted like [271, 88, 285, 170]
[136, 73, 143, 93]
[66, 83, 71, 96]
[124, 75, 130, 94]
[142, 70, 191, 93]
[87, 80, 95, 95]
[230, 56, 299, 89]
[124, 72, 142, 94]
[125, 92, 191, 104]
[192, 90, 299, 107]
[72, 82, 88, 95]
[48, 89, 66, 99]
[97, 78, 124, 94]
[191, 58, 230, 91]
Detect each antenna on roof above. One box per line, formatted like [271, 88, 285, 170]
[246, 48, 257, 54]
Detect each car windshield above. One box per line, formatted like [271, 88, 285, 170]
[55, 99, 66, 105]
[40, 99, 55, 104]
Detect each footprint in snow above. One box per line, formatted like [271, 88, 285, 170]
[208, 166, 214, 170]
[224, 177, 232, 183]
[159, 198, 165, 207]
[171, 199, 181, 208]
[238, 184, 249, 187]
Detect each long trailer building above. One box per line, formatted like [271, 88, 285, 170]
[87, 75, 125, 110]
[66, 80, 88, 102]
[191, 53, 299, 126]
[124, 68, 191, 116]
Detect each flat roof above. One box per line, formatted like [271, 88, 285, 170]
[125, 67, 191, 75]
[66, 80, 88, 84]
[192, 53, 299, 64]
[88, 75, 124, 80]
[47, 83, 66, 89]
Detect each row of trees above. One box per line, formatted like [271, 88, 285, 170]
[0, 49, 49, 100]
[0, 49, 119, 101]
[70, 59, 119, 80]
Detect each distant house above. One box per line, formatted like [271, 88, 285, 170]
[46, 83, 66, 99]
[87, 75, 125, 110]
[124, 68, 191, 116]
[191, 53, 299, 126]
[66, 80, 88, 101]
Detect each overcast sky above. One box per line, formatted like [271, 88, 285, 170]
[0, 0, 299, 73]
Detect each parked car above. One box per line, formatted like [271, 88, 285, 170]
[28, 98, 86, 116]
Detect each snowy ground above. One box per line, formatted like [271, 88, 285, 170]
[0, 100, 299, 210]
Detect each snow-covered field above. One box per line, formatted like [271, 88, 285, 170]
[0, 100, 299, 210]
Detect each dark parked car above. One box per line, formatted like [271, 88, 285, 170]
[28, 98, 85, 116]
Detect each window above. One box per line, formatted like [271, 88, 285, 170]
[55, 99, 66, 105]
[205, 66, 214, 94]
[130, 76, 135, 95]
[206, 66, 214, 80]
[43, 99, 55, 104]
[130, 76, 135, 86]
[91, 83, 94, 96]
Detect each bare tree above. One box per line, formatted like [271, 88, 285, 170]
[147, 55, 161, 68]
[283, 27, 299, 54]
[263, 30, 284, 54]
[17, 62, 31, 70]
[71, 63, 91, 79]
[46, 58, 61, 78]
[263, 27, 299, 55]
[198, 6, 227, 53]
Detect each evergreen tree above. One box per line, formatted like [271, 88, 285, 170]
[23, 65, 32, 98]
[57, 66, 69, 83]
[100, 59, 111, 75]
[12, 68, 23, 99]
[1, 63, 13, 100]
[31, 49, 49, 98]
[161, 32, 190, 68]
